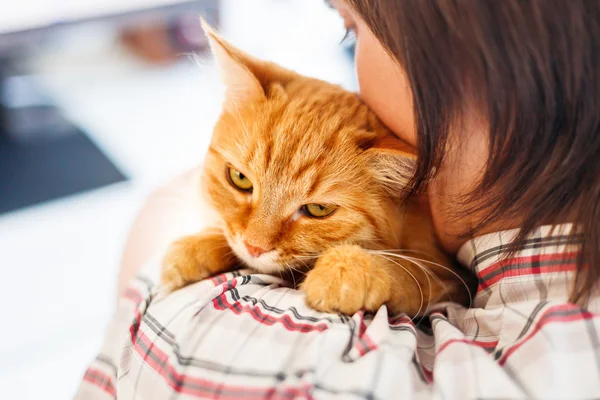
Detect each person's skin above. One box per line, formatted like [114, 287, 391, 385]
[118, 1, 513, 294]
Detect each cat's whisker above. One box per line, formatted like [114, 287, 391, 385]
[276, 269, 284, 283]
[290, 257, 316, 277]
[299, 257, 313, 270]
[361, 238, 388, 248]
[285, 262, 308, 277]
[220, 250, 235, 262]
[180, 51, 201, 61]
[289, 265, 297, 288]
[291, 255, 319, 260]
[372, 251, 446, 302]
[289, 256, 308, 268]
[377, 254, 425, 319]
[419, 265, 452, 306]
[368, 248, 432, 256]
[372, 253, 424, 320]
[402, 255, 473, 308]
[186, 52, 204, 68]
[370, 251, 445, 303]
[282, 261, 300, 288]
[372, 251, 473, 309]
[399, 256, 434, 315]
[402, 257, 464, 318]
[372, 249, 461, 315]
[393, 256, 432, 317]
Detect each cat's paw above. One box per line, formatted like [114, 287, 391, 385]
[301, 244, 391, 315]
[160, 238, 211, 293]
[160, 232, 235, 293]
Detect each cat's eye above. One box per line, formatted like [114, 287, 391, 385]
[303, 203, 337, 218]
[228, 167, 253, 192]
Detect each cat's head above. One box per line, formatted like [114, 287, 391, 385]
[201, 22, 416, 273]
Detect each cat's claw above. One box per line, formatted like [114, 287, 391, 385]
[301, 244, 391, 315]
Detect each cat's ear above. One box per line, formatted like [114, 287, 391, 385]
[200, 19, 266, 111]
[365, 135, 417, 196]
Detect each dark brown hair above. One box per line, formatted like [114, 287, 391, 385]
[346, 0, 600, 303]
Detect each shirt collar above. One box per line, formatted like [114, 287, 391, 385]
[457, 223, 578, 272]
[456, 224, 582, 306]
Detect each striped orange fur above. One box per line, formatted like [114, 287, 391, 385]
[160, 22, 473, 316]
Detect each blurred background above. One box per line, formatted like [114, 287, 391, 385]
[0, 1, 355, 398]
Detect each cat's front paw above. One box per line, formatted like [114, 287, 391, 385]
[301, 245, 391, 315]
[161, 237, 212, 293]
[160, 231, 236, 293]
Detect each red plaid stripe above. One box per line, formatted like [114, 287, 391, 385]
[477, 252, 578, 293]
[211, 286, 329, 333]
[82, 368, 116, 398]
[498, 303, 598, 366]
[75, 224, 600, 399]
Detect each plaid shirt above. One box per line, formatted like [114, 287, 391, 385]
[75, 224, 600, 399]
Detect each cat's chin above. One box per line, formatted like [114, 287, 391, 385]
[238, 253, 283, 274]
[228, 238, 283, 274]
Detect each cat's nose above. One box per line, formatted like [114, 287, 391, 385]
[243, 241, 271, 258]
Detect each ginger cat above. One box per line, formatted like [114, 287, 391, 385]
[160, 22, 472, 316]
